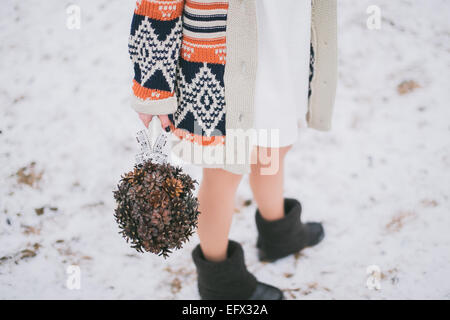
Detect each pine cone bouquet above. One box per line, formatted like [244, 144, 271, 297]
[113, 130, 200, 258]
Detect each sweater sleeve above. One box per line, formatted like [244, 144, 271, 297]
[128, 0, 185, 115]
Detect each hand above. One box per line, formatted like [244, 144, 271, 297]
[138, 113, 172, 132]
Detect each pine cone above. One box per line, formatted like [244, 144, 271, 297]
[113, 161, 200, 258]
[163, 177, 184, 198]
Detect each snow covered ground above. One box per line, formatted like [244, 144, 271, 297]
[1, 0, 449, 299]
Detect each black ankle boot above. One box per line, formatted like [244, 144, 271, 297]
[192, 240, 284, 300]
[255, 198, 325, 262]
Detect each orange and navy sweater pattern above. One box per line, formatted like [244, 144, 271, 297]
[129, 0, 229, 146]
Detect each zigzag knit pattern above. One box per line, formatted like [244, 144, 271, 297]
[129, 0, 184, 101]
[129, 0, 228, 146]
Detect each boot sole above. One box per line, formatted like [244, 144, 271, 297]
[248, 282, 284, 300]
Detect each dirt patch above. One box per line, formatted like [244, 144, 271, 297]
[0, 243, 41, 265]
[283, 282, 331, 299]
[386, 211, 416, 233]
[170, 277, 182, 294]
[397, 80, 421, 95]
[420, 199, 438, 208]
[15, 162, 43, 187]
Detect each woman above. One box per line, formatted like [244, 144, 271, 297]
[128, 0, 337, 300]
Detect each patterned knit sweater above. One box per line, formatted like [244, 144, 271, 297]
[129, 0, 228, 147]
[129, 0, 337, 175]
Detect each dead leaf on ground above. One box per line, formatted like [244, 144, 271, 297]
[164, 266, 194, 277]
[15, 162, 43, 187]
[0, 256, 12, 264]
[56, 246, 74, 257]
[386, 211, 416, 233]
[1, 243, 41, 265]
[283, 282, 328, 298]
[307, 282, 318, 290]
[397, 80, 421, 95]
[421, 199, 438, 208]
[22, 224, 41, 235]
[20, 249, 36, 259]
[13, 95, 26, 104]
[81, 201, 105, 208]
[282, 288, 300, 300]
[380, 268, 399, 285]
[170, 277, 182, 294]
[35, 206, 58, 216]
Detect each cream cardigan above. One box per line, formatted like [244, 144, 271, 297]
[128, 0, 337, 174]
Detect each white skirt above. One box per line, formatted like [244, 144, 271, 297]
[253, 0, 312, 148]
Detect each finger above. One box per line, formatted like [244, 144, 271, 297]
[138, 113, 153, 128]
[158, 115, 173, 133]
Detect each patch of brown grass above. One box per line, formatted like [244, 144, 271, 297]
[0, 243, 41, 265]
[22, 224, 41, 235]
[397, 80, 421, 95]
[282, 282, 330, 299]
[380, 268, 399, 285]
[420, 199, 438, 208]
[163, 266, 194, 277]
[386, 211, 416, 233]
[16, 162, 43, 187]
[170, 277, 182, 294]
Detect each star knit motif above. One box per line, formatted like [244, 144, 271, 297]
[174, 62, 226, 137]
[128, 17, 183, 92]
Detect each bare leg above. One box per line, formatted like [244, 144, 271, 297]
[197, 168, 243, 262]
[249, 145, 292, 221]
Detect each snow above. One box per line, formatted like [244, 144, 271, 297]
[1, 0, 449, 299]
